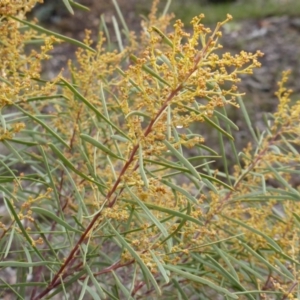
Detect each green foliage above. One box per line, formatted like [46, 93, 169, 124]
[0, 1, 300, 299]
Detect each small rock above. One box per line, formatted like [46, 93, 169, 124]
[290, 18, 300, 30]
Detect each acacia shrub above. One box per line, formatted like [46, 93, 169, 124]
[0, 1, 299, 299]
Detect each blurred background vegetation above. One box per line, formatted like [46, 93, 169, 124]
[172, 0, 300, 24]
[32, 0, 300, 26]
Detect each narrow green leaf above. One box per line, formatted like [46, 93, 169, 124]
[126, 186, 169, 241]
[237, 95, 258, 143]
[5, 139, 38, 147]
[123, 199, 203, 227]
[293, 213, 300, 225]
[60, 78, 129, 140]
[39, 145, 65, 220]
[85, 285, 101, 300]
[49, 143, 106, 189]
[138, 144, 149, 188]
[166, 106, 171, 140]
[151, 26, 174, 49]
[112, 15, 123, 51]
[249, 172, 266, 193]
[22, 94, 67, 103]
[163, 140, 201, 181]
[265, 162, 299, 196]
[99, 288, 119, 300]
[240, 241, 293, 280]
[172, 279, 189, 300]
[33, 220, 61, 262]
[0, 261, 60, 267]
[130, 54, 171, 87]
[223, 215, 282, 251]
[125, 111, 150, 120]
[165, 265, 238, 299]
[217, 104, 240, 175]
[144, 158, 190, 173]
[100, 14, 111, 49]
[111, 271, 134, 299]
[0, 76, 13, 86]
[214, 116, 230, 184]
[80, 134, 125, 161]
[57, 160, 89, 216]
[150, 250, 170, 284]
[31, 207, 83, 233]
[206, 255, 255, 300]
[172, 124, 183, 153]
[0, 282, 46, 288]
[225, 254, 265, 281]
[107, 220, 161, 295]
[212, 245, 239, 281]
[62, 0, 74, 14]
[232, 192, 299, 202]
[69, 0, 90, 11]
[162, 179, 198, 204]
[78, 277, 89, 300]
[4, 227, 15, 259]
[111, 0, 130, 39]
[22, 245, 33, 276]
[235, 291, 282, 296]
[203, 115, 234, 140]
[116, 67, 143, 92]
[274, 258, 294, 279]
[280, 134, 299, 155]
[47, 270, 86, 298]
[13, 104, 69, 148]
[11, 17, 95, 53]
[0, 110, 7, 132]
[196, 143, 219, 155]
[86, 264, 107, 299]
[4, 198, 44, 261]
[198, 172, 234, 191]
[266, 187, 299, 200]
[157, 52, 174, 71]
[99, 83, 114, 137]
[162, 0, 172, 16]
[0, 177, 15, 184]
[0, 159, 22, 189]
[159, 211, 187, 246]
[213, 110, 239, 130]
[0, 278, 24, 300]
[24, 39, 45, 45]
[268, 243, 300, 265]
[160, 220, 186, 245]
[111, 135, 129, 143]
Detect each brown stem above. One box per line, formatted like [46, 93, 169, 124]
[281, 281, 298, 300]
[33, 88, 184, 299]
[33, 41, 212, 299]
